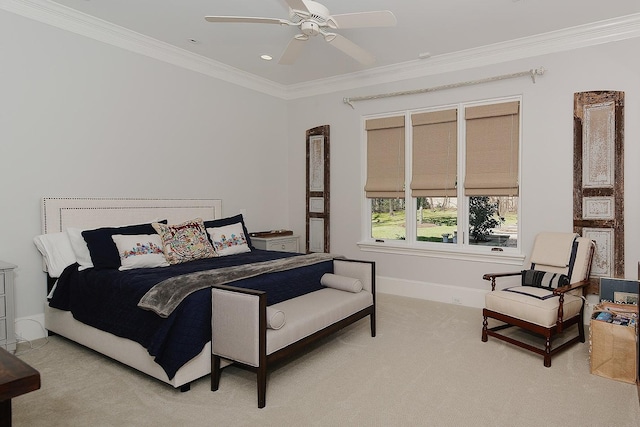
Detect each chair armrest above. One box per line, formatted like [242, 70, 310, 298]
[482, 272, 522, 281]
[552, 279, 590, 295]
[483, 272, 523, 291]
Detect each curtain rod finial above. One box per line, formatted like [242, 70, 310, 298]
[343, 97, 355, 109]
[530, 67, 546, 83]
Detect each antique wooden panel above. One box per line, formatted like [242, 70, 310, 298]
[306, 125, 330, 253]
[573, 91, 624, 278]
[582, 228, 615, 277]
[308, 218, 325, 252]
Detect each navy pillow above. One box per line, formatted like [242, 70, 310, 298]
[82, 220, 167, 270]
[203, 214, 253, 249]
[521, 269, 569, 289]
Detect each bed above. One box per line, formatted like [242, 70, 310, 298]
[36, 197, 337, 391]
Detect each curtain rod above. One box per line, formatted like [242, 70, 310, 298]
[343, 67, 545, 108]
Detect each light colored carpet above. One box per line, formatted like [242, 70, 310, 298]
[12, 294, 640, 427]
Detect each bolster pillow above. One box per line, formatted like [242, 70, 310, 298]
[266, 307, 286, 330]
[321, 273, 363, 293]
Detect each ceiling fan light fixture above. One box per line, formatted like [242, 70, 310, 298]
[300, 20, 320, 36]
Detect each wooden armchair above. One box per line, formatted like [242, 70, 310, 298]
[482, 232, 595, 367]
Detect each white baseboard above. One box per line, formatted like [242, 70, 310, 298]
[377, 276, 486, 308]
[15, 313, 48, 341]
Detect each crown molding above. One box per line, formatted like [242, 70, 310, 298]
[285, 13, 640, 99]
[3, 0, 639, 101]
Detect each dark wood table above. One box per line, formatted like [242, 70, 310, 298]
[0, 348, 40, 427]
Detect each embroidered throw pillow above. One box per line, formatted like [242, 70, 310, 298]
[521, 269, 569, 289]
[82, 220, 166, 270]
[111, 234, 169, 271]
[204, 214, 254, 249]
[206, 222, 251, 256]
[153, 218, 217, 264]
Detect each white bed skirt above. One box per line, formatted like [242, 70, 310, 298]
[45, 304, 215, 389]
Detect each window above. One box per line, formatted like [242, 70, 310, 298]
[464, 101, 519, 248]
[411, 109, 458, 244]
[365, 116, 406, 241]
[364, 98, 520, 253]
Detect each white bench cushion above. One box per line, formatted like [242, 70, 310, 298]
[266, 288, 373, 355]
[485, 286, 583, 328]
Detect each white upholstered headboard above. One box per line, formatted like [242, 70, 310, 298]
[42, 197, 223, 234]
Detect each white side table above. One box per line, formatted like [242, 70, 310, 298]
[0, 261, 17, 352]
[251, 235, 300, 253]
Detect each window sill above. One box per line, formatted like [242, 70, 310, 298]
[357, 240, 526, 266]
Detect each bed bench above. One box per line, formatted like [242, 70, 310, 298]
[210, 258, 375, 408]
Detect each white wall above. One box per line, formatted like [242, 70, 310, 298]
[1, 11, 289, 336]
[287, 38, 640, 306]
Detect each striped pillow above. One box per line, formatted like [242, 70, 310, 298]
[521, 269, 569, 289]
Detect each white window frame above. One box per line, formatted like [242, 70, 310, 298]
[358, 96, 525, 265]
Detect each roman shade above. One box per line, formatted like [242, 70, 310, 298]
[364, 116, 405, 198]
[410, 109, 457, 197]
[464, 101, 520, 196]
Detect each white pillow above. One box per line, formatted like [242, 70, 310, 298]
[33, 232, 77, 278]
[66, 228, 94, 271]
[266, 307, 286, 330]
[207, 222, 251, 256]
[111, 234, 169, 271]
[320, 273, 363, 293]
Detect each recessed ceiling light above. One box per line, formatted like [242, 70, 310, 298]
[188, 38, 200, 44]
[260, 54, 273, 61]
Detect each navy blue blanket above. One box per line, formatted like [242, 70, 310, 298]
[49, 250, 332, 380]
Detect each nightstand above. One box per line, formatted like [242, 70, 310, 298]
[251, 235, 300, 253]
[0, 261, 16, 352]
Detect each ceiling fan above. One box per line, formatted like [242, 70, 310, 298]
[205, 0, 397, 65]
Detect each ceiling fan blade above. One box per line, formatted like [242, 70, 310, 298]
[204, 16, 289, 25]
[326, 33, 375, 65]
[329, 11, 397, 29]
[279, 37, 307, 65]
[283, 0, 310, 14]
